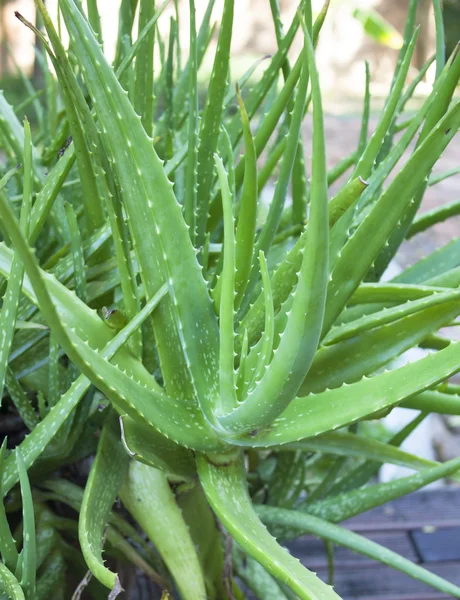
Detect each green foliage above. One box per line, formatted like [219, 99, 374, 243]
[1, 1, 460, 598]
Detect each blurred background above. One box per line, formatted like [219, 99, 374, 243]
[0, 0, 450, 103]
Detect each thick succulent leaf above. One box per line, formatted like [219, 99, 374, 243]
[353, 29, 418, 179]
[257, 506, 460, 598]
[237, 174, 368, 354]
[402, 389, 460, 414]
[120, 415, 196, 480]
[59, 0, 220, 418]
[121, 462, 207, 600]
[408, 198, 460, 238]
[0, 119, 33, 405]
[194, 0, 234, 245]
[197, 452, 340, 600]
[0, 196, 224, 448]
[371, 43, 460, 280]
[133, 0, 155, 136]
[324, 100, 460, 333]
[184, 0, 198, 239]
[16, 450, 36, 600]
[303, 295, 460, 395]
[234, 88, 258, 307]
[329, 412, 427, 496]
[233, 547, 290, 600]
[236, 340, 460, 446]
[282, 429, 455, 473]
[0, 282, 168, 496]
[323, 288, 460, 346]
[79, 413, 128, 590]
[219, 23, 328, 433]
[0, 562, 25, 600]
[394, 238, 460, 284]
[303, 456, 460, 523]
[0, 441, 18, 571]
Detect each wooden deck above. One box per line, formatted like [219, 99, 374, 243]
[289, 488, 460, 600]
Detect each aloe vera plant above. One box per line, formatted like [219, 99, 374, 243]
[1, 0, 460, 598]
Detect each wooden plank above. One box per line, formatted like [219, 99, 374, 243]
[286, 531, 418, 568]
[313, 561, 460, 600]
[344, 489, 460, 532]
[412, 527, 460, 562]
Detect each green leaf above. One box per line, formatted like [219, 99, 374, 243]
[197, 452, 340, 600]
[219, 20, 329, 433]
[59, 0, 220, 420]
[0, 441, 18, 571]
[237, 340, 460, 447]
[1, 281, 168, 497]
[353, 29, 418, 179]
[303, 455, 460, 523]
[79, 413, 129, 590]
[120, 415, 196, 480]
[194, 0, 234, 246]
[16, 450, 36, 600]
[0, 561, 25, 600]
[121, 462, 207, 600]
[234, 87, 258, 308]
[0, 119, 33, 405]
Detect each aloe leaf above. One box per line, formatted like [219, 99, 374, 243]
[0, 441, 18, 571]
[120, 415, 196, 480]
[16, 450, 36, 600]
[0, 194, 221, 448]
[184, 0, 198, 239]
[79, 413, 128, 590]
[257, 506, 460, 598]
[429, 165, 460, 186]
[237, 175, 367, 354]
[268, 452, 305, 509]
[323, 287, 460, 346]
[35, 549, 66, 600]
[219, 23, 328, 433]
[59, 0, 220, 417]
[64, 202, 87, 302]
[234, 546, 290, 600]
[408, 198, 460, 238]
[194, 0, 234, 246]
[401, 389, 460, 413]
[197, 452, 340, 600]
[325, 99, 460, 333]
[172, 0, 215, 117]
[353, 29, 418, 179]
[394, 238, 460, 284]
[330, 412, 427, 496]
[0, 562, 25, 600]
[282, 429, 452, 473]
[1, 283, 168, 497]
[5, 368, 40, 430]
[371, 45, 460, 280]
[304, 455, 460, 523]
[121, 462, 207, 600]
[249, 252, 275, 392]
[327, 177, 368, 227]
[432, 0, 445, 78]
[132, 0, 155, 136]
[27, 4, 106, 235]
[113, 0, 138, 70]
[0, 119, 33, 406]
[238, 340, 460, 447]
[234, 88, 258, 307]
[214, 154, 238, 414]
[116, 0, 170, 80]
